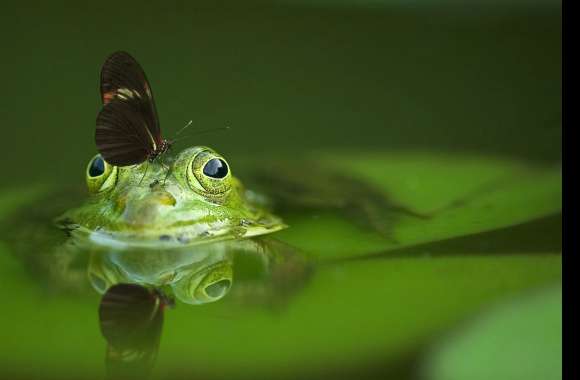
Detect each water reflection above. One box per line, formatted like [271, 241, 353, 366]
[89, 243, 235, 305]
[87, 239, 309, 304]
[86, 238, 310, 379]
[99, 284, 169, 380]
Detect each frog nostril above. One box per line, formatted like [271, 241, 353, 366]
[154, 192, 176, 206]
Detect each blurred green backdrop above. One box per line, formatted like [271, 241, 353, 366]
[0, 1, 561, 379]
[0, 0, 560, 188]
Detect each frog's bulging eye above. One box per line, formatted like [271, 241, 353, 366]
[88, 156, 105, 177]
[86, 154, 118, 193]
[203, 158, 229, 179]
[188, 150, 232, 195]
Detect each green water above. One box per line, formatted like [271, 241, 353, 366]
[0, 1, 561, 379]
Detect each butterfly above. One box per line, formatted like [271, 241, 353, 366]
[96, 51, 172, 167]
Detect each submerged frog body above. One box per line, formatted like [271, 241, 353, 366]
[52, 146, 308, 305]
[58, 146, 286, 249]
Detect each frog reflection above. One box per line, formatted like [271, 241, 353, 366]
[88, 237, 308, 306]
[87, 234, 308, 380]
[89, 243, 235, 305]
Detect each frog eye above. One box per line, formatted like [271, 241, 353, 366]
[86, 154, 118, 193]
[203, 158, 229, 179]
[203, 279, 232, 298]
[188, 150, 232, 194]
[171, 261, 233, 305]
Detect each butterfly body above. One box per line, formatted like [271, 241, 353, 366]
[148, 139, 172, 163]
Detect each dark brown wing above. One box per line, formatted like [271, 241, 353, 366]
[100, 51, 161, 144]
[99, 284, 164, 378]
[96, 99, 156, 166]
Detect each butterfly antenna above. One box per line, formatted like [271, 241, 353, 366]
[175, 119, 194, 136]
[172, 126, 231, 144]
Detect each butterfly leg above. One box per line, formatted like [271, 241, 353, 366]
[138, 162, 150, 186]
[160, 157, 173, 185]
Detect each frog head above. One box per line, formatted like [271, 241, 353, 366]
[59, 146, 285, 248]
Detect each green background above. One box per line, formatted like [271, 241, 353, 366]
[0, 1, 561, 379]
[0, 0, 560, 186]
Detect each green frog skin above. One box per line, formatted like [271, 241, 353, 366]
[58, 146, 286, 250]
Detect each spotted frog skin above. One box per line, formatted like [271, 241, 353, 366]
[58, 146, 286, 249]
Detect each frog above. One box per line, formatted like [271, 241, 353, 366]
[48, 145, 311, 305]
[58, 146, 286, 249]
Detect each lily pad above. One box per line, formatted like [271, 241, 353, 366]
[422, 284, 561, 380]
[275, 151, 561, 260]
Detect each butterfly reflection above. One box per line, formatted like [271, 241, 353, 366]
[98, 283, 171, 380]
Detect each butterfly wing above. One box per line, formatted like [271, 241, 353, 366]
[99, 51, 161, 144]
[96, 99, 156, 166]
